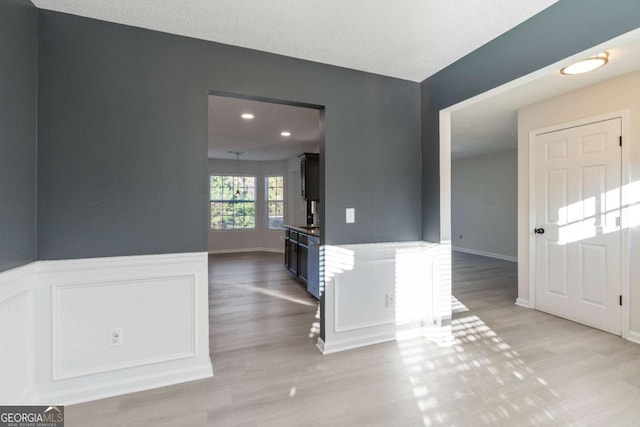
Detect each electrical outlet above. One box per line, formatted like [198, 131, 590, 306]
[385, 293, 395, 308]
[346, 208, 355, 224]
[109, 328, 123, 347]
[459, 234, 463, 239]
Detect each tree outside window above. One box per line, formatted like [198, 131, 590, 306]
[266, 176, 284, 229]
[210, 175, 256, 230]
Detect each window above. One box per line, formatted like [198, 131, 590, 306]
[210, 175, 256, 230]
[266, 176, 284, 229]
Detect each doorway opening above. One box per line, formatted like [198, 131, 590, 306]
[206, 91, 326, 356]
[443, 29, 640, 339]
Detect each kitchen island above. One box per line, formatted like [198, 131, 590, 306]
[284, 225, 320, 299]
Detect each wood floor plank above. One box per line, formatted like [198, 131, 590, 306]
[65, 251, 640, 426]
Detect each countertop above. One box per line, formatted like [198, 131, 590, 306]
[284, 224, 321, 238]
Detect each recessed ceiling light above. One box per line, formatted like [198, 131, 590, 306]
[281, 131, 291, 137]
[560, 52, 609, 75]
[241, 113, 254, 120]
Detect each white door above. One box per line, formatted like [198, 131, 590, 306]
[534, 118, 622, 335]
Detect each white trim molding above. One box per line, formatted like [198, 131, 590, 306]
[50, 275, 197, 381]
[0, 252, 213, 406]
[0, 262, 38, 405]
[320, 241, 450, 354]
[515, 298, 531, 309]
[625, 331, 640, 346]
[453, 247, 517, 263]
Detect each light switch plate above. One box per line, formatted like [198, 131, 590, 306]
[346, 208, 355, 223]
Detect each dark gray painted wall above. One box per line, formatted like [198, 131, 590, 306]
[421, 0, 640, 242]
[37, 11, 421, 260]
[0, 0, 37, 272]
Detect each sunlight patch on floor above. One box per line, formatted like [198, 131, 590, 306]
[397, 312, 563, 426]
[235, 284, 317, 307]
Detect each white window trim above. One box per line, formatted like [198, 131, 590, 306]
[265, 174, 285, 230]
[209, 173, 257, 232]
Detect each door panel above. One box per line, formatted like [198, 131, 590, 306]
[546, 170, 568, 224]
[546, 241, 568, 297]
[579, 243, 606, 306]
[534, 118, 621, 335]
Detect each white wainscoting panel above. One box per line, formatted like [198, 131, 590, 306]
[52, 276, 195, 380]
[35, 252, 212, 405]
[321, 242, 450, 354]
[0, 263, 37, 404]
[334, 259, 396, 332]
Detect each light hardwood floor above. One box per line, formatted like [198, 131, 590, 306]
[66, 251, 640, 426]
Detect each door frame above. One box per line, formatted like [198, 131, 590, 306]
[528, 110, 631, 338]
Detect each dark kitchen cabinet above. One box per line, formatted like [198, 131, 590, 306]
[285, 230, 298, 277]
[284, 226, 319, 300]
[298, 240, 308, 284]
[284, 238, 293, 273]
[300, 153, 319, 201]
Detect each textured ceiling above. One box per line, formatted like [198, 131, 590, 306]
[208, 96, 321, 161]
[32, 0, 557, 82]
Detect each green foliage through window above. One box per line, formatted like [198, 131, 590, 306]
[210, 175, 256, 230]
[266, 176, 284, 229]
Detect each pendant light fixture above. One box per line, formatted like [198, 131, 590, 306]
[228, 151, 244, 196]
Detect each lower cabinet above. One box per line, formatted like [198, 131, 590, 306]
[284, 228, 319, 300]
[298, 242, 308, 284]
[285, 237, 297, 277]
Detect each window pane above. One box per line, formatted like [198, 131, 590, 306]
[209, 175, 256, 230]
[220, 177, 230, 200]
[266, 176, 285, 229]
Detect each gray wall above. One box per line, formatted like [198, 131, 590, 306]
[421, 0, 640, 242]
[37, 11, 421, 260]
[452, 150, 517, 259]
[0, 0, 37, 272]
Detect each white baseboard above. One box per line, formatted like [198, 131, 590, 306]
[453, 247, 517, 262]
[208, 247, 284, 255]
[318, 332, 396, 355]
[625, 330, 640, 345]
[515, 298, 531, 309]
[39, 359, 213, 406]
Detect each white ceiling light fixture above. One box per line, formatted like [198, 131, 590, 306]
[280, 131, 291, 137]
[560, 52, 609, 75]
[241, 113, 254, 120]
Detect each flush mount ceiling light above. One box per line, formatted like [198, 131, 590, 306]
[560, 52, 609, 75]
[241, 113, 254, 120]
[280, 131, 291, 137]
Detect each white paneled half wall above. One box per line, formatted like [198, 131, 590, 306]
[318, 242, 452, 354]
[0, 252, 212, 405]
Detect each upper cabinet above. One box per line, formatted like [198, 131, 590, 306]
[300, 153, 319, 201]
